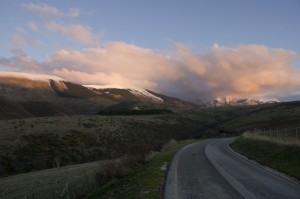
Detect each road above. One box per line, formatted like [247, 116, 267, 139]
[164, 138, 300, 199]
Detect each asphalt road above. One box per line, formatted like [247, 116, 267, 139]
[164, 138, 300, 199]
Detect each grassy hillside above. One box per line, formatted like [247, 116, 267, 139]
[203, 101, 300, 136]
[21, 101, 75, 117]
[0, 96, 33, 119]
[0, 160, 102, 199]
[0, 112, 213, 177]
[230, 135, 300, 180]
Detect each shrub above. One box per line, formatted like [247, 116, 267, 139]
[128, 143, 151, 164]
[95, 158, 132, 186]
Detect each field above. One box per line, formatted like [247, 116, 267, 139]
[0, 160, 102, 199]
[0, 111, 217, 178]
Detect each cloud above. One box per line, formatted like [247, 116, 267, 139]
[0, 49, 42, 72]
[197, 44, 300, 98]
[68, 8, 80, 17]
[10, 27, 44, 49]
[11, 28, 26, 48]
[45, 42, 178, 89]
[27, 21, 39, 31]
[22, 2, 81, 18]
[1, 42, 300, 100]
[45, 22, 99, 45]
[21, 2, 62, 17]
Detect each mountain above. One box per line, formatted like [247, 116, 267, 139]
[85, 85, 197, 109]
[85, 85, 164, 103]
[202, 97, 280, 107]
[0, 72, 198, 119]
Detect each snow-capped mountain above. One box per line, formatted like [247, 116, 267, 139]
[85, 85, 164, 103]
[203, 96, 280, 107]
[0, 71, 197, 118]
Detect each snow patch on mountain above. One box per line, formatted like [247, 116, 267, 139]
[128, 89, 164, 103]
[205, 96, 280, 107]
[84, 84, 127, 89]
[85, 85, 164, 103]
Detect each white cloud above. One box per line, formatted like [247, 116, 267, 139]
[10, 27, 44, 49]
[68, 8, 80, 17]
[45, 22, 99, 45]
[21, 2, 62, 17]
[27, 21, 39, 31]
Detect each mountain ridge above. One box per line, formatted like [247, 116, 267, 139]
[201, 97, 280, 107]
[0, 71, 198, 119]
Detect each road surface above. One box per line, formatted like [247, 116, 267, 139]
[164, 138, 300, 199]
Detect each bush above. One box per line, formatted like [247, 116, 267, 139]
[96, 158, 132, 186]
[128, 143, 151, 164]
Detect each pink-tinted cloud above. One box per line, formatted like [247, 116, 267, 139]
[0, 49, 41, 72]
[52, 68, 158, 90]
[21, 2, 62, 17]
[11, 28, 26, 48]
[10, 28, 44, 49]
[1, 42, 300, 100]
[45, 22, 99, 45]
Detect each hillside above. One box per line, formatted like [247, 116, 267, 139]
[20, 101, 75, 117]
[0, 72, 198, 119]
[0, 96, 33, 120]
[200, 101, 300, 137]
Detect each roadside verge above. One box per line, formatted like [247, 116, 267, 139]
[86, 139, 197, 199]
[230, 136, 300, 181]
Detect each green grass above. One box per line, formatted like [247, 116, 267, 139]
[86, 139, 197, 199]
[230, 136, 300, 180]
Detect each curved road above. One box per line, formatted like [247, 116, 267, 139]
[164, 138, 300, 199]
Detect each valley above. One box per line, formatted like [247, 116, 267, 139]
[0, 72, 300, 198]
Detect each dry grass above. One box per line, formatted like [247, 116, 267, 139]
[0, 160, 102, 199]
[87, 139, 197, 199]
[162, 139, 178, 151]
[243, 131, 300, 146]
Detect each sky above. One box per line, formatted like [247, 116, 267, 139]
[0, 0, 300, 101]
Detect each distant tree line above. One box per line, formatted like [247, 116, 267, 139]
[98, 109, 173, 116]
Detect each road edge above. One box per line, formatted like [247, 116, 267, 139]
[227, 138, 300, 186]
[204, 138, 257, 199]
[163, 141, 198, 199]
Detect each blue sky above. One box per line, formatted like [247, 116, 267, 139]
[0, 0, 300, 100]
[1, 0, 299, 55]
